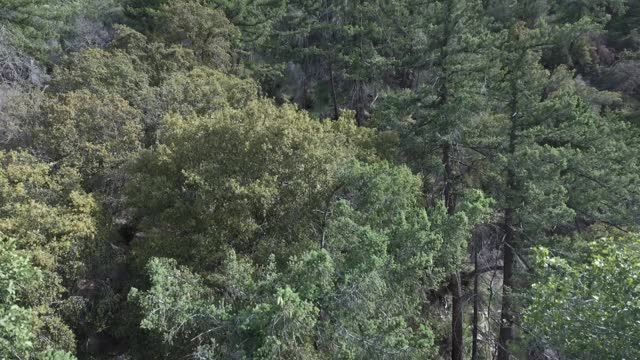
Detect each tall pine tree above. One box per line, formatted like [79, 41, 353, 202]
[467, 9, 640, 357]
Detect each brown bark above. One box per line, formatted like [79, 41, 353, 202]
[471, 236, 480, 360]
[498, 76, 519, 360]
[451, 273, 464, 360]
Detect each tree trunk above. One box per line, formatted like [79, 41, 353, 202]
[498, 78, 519, 360]
[498, 208, 515, 360]
[355, 81, 366, 127]
[443, 143, 456, 215]
[438, 2, 463, 358]
[471, 235, 480, 360]
[329, 63, 340, 120]
[451, 273, 464, 360]
[443, 142, 463, 360]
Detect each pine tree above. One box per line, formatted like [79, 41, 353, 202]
[372, 0, 492, 357]
[467, 11, 640, 357]
[266, 0, 400, 122]
[0, 0, 75, 60]
[413, 0, 490, 358]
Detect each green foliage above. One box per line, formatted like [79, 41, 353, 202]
[464, 13, 640, 357]
[36, 90, 144, 192]
[129, 258, 225, 344]
[0, 151, 97, 278]
[0, 0, 73, 60]
[130, 159, 491, 358]
[471, 41, 640, 235]
[551, 0, 626, 24]
[525, 235, 640, 360]
[51, 47, 150, 103]
[211, 0, 286, 45]
[264, 0, 405, 119]
[156, 0, 238, 67]
[124, 0, 240, 67]
[1, 0, 640, 358]
[108, 24, 198, 86]
[372, 0, 492, 192]
[151, 67, 258, 117]
[49, 24, 257, 151]
[0, 235, 41, 358]
[0, 235, 78, 359]
[607, 0, 640, 50]
[127, 99, 372, 268]
[0, 150, 98, 356]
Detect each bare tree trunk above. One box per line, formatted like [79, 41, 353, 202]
[471, 235, 481, 360]
[487, 256, 499, 360]
[329, 63, 340, 120]
[498, 208, 515, 360]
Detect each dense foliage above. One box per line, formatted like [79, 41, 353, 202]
[525, 234, 640, 360]
[0, 0, 639, 359]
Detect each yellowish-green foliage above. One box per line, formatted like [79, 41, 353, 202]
[46, 25, 255, 154]
[128, 99, 374, 268]
[108, 24, 198, 86]
[0, 151, 97, 275]
[153, 67, 258, 117]
[0, 150, 97, 355]
[36, 90, 144, 190]
[51, 48, 150, 102]
[156, 0, 238, 67]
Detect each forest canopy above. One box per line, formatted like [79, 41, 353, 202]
[0, 0, 639, 359]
